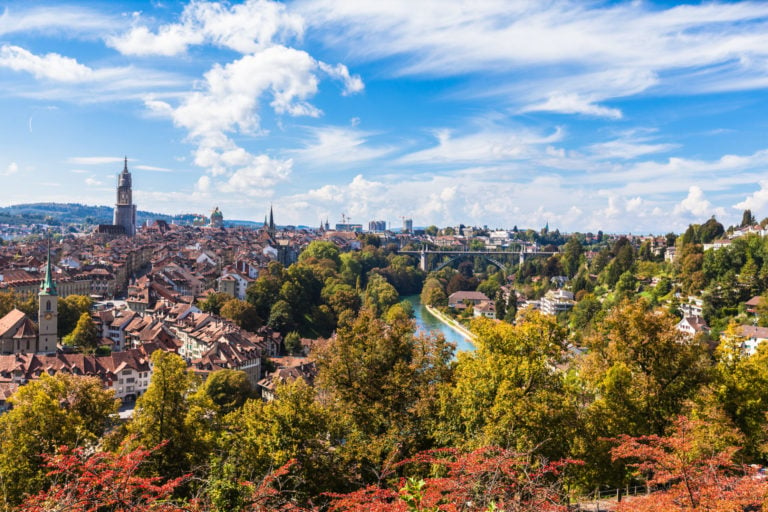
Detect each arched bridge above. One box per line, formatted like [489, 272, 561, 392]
[398, 249, 557, 272]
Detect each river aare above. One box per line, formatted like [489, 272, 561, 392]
[403, 295, 475, 353]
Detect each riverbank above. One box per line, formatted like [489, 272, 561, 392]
[424, 305, 476, 343]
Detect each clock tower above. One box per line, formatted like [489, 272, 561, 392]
[38, 241, 58, 353]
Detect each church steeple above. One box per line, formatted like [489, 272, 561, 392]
[38, 238, 58, 353]
[268, 205, 275, 233]
[40, 239, 57, 296]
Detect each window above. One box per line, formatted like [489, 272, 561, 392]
[46, 300, 51, 311]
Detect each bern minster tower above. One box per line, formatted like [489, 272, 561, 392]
[113, 157, 137, 237]
[38, 241, 58, 353]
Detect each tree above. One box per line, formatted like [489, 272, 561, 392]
[63, 312, 99, 350]
[561, 236, 584, 278]
[267, 299, 296, 332]
[197, 291, 232, 315]
[576, 300, 711, 489]
[18, 442, 189, 512]
[699, 216, 724, 243]
[611, 416, 765, 512]
[741, 209, 756, 228]
[298, 240, 342, 268]
[435, 313, 575, 460]
[0, 374, 119, 507]
[713, 323, 768, 460]
[57, 295, 92, 338]
[220, 298, 260, 332]
[213, 379, 338, 508]
[317, 308, 454, 482]
[203, 369, 253, 415]
[420, 278, 447, 307]
[326, 446, 576, 512]
[363, 273, 399, 317]
[127, 351, 213, 480]
[425, 225, 438, 236]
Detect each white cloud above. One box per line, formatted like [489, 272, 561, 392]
[290, 126, 393, 165]
[108, 0, 304, 56]
[521, 93, 622, 119]
[135, 165, 174, 173]
[67, 156, 125, 165]
[401, 126, 563, 164]
[1, 162, 18, 176]
[0, 45, 92, 82]
[735, 181, 768, 212]
[84, 177, 103, 186]
[0, 5, 114, 37]
[674, 186, 718, 217]
[588, 134, 678, 160]
[300, 0, 768, 115]
[217, 155, 293, 196]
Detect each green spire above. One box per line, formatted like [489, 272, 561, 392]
[40, 239, 57, 296]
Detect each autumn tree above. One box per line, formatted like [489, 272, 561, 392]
[0, 374, 119, 507]
[612, 416, 765, 512]
[212, 379, 337, 508]
[220, 298, 260, 332]
[326, 446, 577, 512]
[18, 442, 189, 512]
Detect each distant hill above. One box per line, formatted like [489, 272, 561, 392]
[0, 203, 260, 228]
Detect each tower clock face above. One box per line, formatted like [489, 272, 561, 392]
[44, 313, 53, 320]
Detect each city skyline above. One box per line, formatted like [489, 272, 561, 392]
[2, 1, 768, 233]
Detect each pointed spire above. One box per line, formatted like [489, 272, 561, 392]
[40, 237, 57, 296]
[123, 156, 128, 172]
[269, 205, 275, 231]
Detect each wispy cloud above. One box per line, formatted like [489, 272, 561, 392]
[300, 0, 768, 115]
[1, 162, 18, 176]
[290, 126, 394, 166]
[67, 157, 125, 165]
[135, 165, 174, 173]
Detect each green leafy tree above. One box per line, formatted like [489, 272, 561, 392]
[202, 369, 253, 415]
[363, 273, 399, 317]
[127, 351, 214, 480]
[197, 291, 232, 315]
[434, 312, 575, 460]
[741, 209, 756, 227]
[284, 331, 302, 355]
[298, 240, 341, 268]
[267, 299, 296, 333]
[63, 311, 99, 350]
[576, 299, 711, 488]
[57, 294, 92, 338]
[317, 308, 454, 482]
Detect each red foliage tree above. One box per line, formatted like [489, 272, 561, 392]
[611, 416, 767, 511]
[326, 446, 578, 512]
[18, 443, 189, 512]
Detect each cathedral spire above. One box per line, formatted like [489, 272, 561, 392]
[269, 205, 275, 232]
[123, 156, 128, 173]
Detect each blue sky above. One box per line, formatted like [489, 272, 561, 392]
[2, 0, 768, 233]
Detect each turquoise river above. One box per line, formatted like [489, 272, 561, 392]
[403, 295, 475, 353]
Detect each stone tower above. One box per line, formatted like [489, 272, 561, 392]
[38, 241, 58, 353]
[113, 157, 137, 237]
